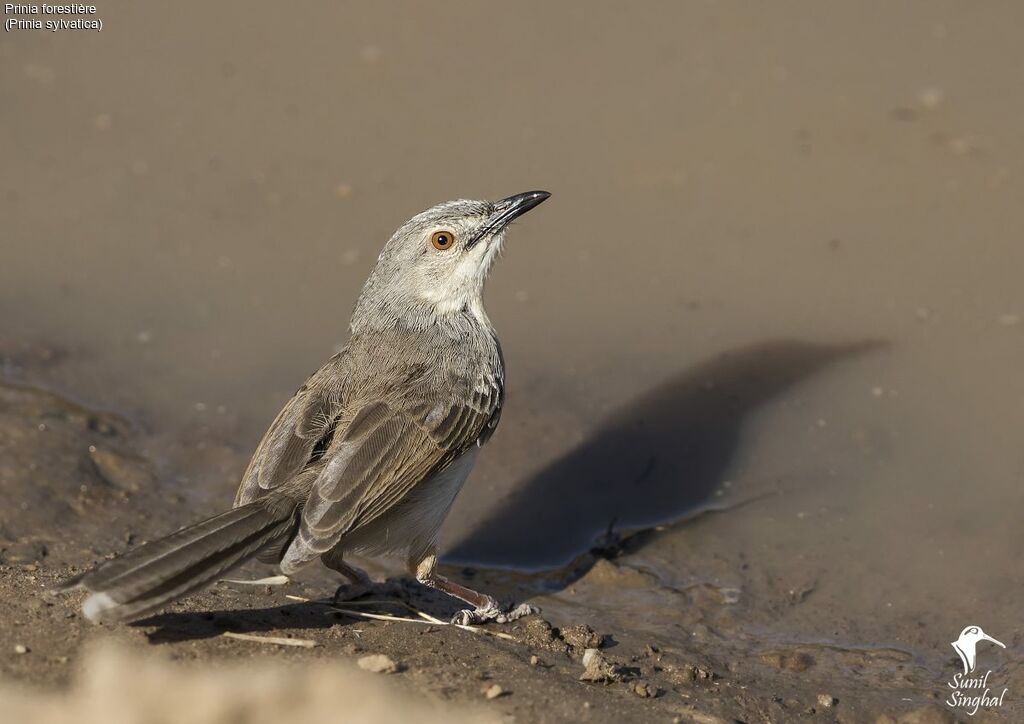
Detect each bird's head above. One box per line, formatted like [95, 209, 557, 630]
[353, 191, 550, 330]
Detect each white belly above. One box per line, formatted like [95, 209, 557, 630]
[342, 447, 480, 559]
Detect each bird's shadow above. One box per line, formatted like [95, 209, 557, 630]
[136, 601, 337, 643]
[445, 337, 886, 572]
[135, 581, 465, 644]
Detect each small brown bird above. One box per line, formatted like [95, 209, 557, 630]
[60, 190, 551, 626]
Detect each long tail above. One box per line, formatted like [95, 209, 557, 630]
[60, 500, 299, 624]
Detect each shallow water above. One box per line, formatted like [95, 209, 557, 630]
[3, 1, 1023, 710]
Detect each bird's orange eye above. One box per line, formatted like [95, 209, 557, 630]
[431, 230, 455, 251]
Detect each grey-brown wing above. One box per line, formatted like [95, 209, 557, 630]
[234, 352, 349, 507]
[284, 376, 502, 565]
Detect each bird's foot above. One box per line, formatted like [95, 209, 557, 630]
[450, 602, 538, 626]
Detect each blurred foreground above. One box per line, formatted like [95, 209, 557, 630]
[4, 645, 489, 724]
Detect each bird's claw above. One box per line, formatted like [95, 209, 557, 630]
[450, 602, 538, 626]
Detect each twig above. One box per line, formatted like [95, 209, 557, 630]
[222, 631, 317, 648]
[284, 594, 515, 640]
[219, 575, 291, 586]
[300, 597, 448, 625]
[333, 608, 438, 626]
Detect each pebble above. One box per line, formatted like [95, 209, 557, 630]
[561, 623, 603, 650]
[14, 644, 28, 654]
[579, 648, 631, 683]
[816, 693, 837, 708]
[633, 681, 656, 698]
[483, 684, 506, 699]
[529, 655, 540, 666]
[356, 654, 399, 674]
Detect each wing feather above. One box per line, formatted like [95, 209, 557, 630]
[235, 340, 503, 571]
[283, 383, 500, 567]
[234, 353, 348, 507]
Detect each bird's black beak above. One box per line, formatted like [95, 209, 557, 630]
[493, 190, 551, 222]
[466, 190, 551, 249]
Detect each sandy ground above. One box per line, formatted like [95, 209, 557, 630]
[0, 375, 987, 723]
[2, 1, 1024, 721]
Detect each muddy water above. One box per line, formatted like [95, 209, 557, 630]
[3, 1, 1023, 713]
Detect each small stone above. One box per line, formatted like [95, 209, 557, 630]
[561, 623, 602, 650]
[520, 617, 568, 654]
[356, 653, 399, 674]
[817, 693, 837, 708]
[334, 184, 353, 199]
[483, 684, 506, 699]
[14, 644, 28, 654]
[579, 648, 633, 683]
[633, 681, 656, 698]
[529, 655, 539, 666]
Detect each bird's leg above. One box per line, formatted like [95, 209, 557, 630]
[321, 549, 375, 603]
[409, 551, 538, 626]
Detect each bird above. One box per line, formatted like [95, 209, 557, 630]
[952, 625, 1005, 674]
[59, 190, 551, 626]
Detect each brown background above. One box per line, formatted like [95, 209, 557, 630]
[2, 0, 1022, 690]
